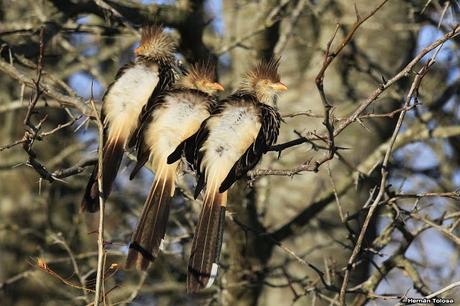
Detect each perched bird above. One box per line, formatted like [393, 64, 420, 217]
[81, 25, 176, 212]
[125, 62, 224, 270]
[185, 58, 286, 292]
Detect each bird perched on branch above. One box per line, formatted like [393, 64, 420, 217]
[125, 62, 224, 270]
[81, 25, 176, 213]
[184, 58, 286, 292]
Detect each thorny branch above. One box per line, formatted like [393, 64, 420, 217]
[255, 24, 460, 177]
[1, 1, 460, 305]
[338, 39, 443, 305]
[16, 27, 58, 184]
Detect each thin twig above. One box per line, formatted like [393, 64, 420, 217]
[327, 162, 345, 223]
[425, 280, 460, 299]
[90, 90, 106, 306]
[338, 40, 441, 306]
[52, 234, 89, 302]
[263, 24, 460, 174]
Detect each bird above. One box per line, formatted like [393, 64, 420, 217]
[81, 24, 176, 213]
[184, 58, 286, 293]
[125, 62, 224, 270]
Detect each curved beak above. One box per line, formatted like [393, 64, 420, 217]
[134, 46, 142, 56]
[270, 82, 288, 92]
[210, 82, 224, 91]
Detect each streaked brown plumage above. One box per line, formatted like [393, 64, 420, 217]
[185, 58, 286, 292]
[81, 25, 176, 213]
[125, 62, 224, 270]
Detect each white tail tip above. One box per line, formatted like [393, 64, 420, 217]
[205, 263, 219, 288]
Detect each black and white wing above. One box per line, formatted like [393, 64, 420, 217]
[218, 103, 281, 192]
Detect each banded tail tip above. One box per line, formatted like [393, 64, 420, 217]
[126, 241, 157, 270]
[205, 263, 219, 289]
[187, 262, 219, 293]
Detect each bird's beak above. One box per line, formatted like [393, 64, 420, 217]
[209, 82, 224, 91]
[270, 82, 288, 92]
[134, 46, 142, 55]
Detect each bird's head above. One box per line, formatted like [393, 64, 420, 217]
[242, 58, 287, 104]
[134, 24, 175, 62]
[178, 62, 224, 95]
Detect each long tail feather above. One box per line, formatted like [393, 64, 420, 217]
[187, 187, 227, 293]
[81, 138, 124, 212]
[129, 152, 149, 180]
[81, 165, 99, 213]
[126, 164, 176, 270]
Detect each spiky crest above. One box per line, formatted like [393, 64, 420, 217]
[137, 24, 175, 61]
[240, 58, 284, 104]
[177, 61, 223, 95]
[241, 58, 281, 90]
